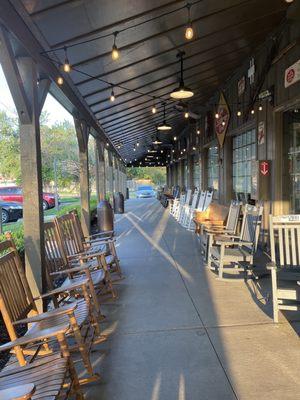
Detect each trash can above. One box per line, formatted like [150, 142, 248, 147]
[113, 192, 125, 214]
[126, 187, 129, 200]
[97, 200, 114, 232]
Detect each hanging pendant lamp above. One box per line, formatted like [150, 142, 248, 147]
[157, 102, 172, 131]
[170, 51, 194, 99]
[152, 134, 162, 145]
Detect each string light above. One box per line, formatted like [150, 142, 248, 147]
[259, 105, 263, 111]
[57, 76, 64, 85]
[197, 128, 200, 135]
[237, 110, 242, 117]
[110, 87, 115, 102]
[215, 112, 219, 119]
[136, 140, 140, 147]
[106, 142, 109, 147]
[192, 146, 196, 151]
[152, 99, 157, 114]
[184, 111, 189, 119]
[62, 47, 71, 72]
[185, 3, 194, 40]
[112, 32, 120, 60]
[174, 136, 177, 141]
[251, 109, 255, 115]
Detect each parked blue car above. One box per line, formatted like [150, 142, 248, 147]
[136, 186, 156, 198]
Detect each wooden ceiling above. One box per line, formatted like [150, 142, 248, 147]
[18, 0, 289, 161]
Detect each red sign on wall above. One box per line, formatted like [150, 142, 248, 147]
[260, 161, 270, 176]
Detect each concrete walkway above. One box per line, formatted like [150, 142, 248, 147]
[87, 199, 300, 400]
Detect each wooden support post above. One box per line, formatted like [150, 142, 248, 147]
[107, 151, 114, 197]
[74, 118, 90, 236]
[0, 27, 50, 305]
[95, 139, 106, 201]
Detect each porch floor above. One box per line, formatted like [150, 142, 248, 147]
[86, 198, 300, 400]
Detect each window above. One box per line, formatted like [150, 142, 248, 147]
[192, 155, 202, 189]
[207, 146, 219, 196]
[232, 129, 256, 196]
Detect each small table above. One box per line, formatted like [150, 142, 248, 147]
[0, 383, 35, 400]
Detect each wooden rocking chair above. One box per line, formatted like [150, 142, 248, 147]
[267, 214, 300, 322]
[55, 212, 121, 280]
[201, 200, 241, 263]
[70, 210, 121, 278]
[180, 189, 199, 229]
[0, 238, 100, 385]
[208, 203, 263, 279]
[0, 325, 83, 399]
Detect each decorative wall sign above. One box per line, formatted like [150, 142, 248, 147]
[258, 121, 265, 145]
[260, 160, 270, 176]
[284, 59, 300, 88]
[248, 58, 255, 85]
[238, 76, 246, 96]
[214, 92, 230, 148]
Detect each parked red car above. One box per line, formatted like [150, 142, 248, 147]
[0, 186, 56, 210]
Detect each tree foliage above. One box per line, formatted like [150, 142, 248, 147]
[0, 110, 95, 190]
[126, 166, 166, 185]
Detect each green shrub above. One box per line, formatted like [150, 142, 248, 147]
[1, 200, 99, 254]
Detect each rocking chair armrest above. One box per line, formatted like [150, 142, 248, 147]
[266, 261, 277, 270]
[84, 237, 115, 245]
[67, 250, 105, 261]
[34, 279, 89, 298]
[215, 240, 239, 246]
[0, 324, 69, 353]
[204, 227, 232, 234]
[13, 303, 77, 325]
[50, 265, 91, 276]
[85, 231, 114, 239]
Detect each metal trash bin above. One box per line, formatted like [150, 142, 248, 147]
[113, 192, 124, 214]
[126, 187, 129, 200]
[97, 200, 114, 232]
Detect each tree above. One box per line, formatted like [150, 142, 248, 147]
[0, 111, 21, 182]
[126, 166, 166, 185]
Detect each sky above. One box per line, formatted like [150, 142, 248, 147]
[0, 64, 73, 125]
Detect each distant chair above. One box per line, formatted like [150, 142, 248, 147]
[267, 214, 300, 322]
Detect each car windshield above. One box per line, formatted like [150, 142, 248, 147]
[138, 186, 153, 191]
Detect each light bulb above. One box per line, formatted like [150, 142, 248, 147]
[133, 147, 136, 152]
[251, 109, 255, 115]
[237, 110, 242, 117]
[192, 146, 196, 151]
[57, 76, 64, 85]
[185, 25, 194, 40]
[136, 141, 140, 147]
[112, 44, 119, 60]
[259, 105, 263, 111]
[215, 112, 219, 119]
[63, 59, 71, 73]
[174, 136, 177, 141]
[197, 129, 200, 134]
[184, 111, 189, 119]
[110, 89, 115, 102]
[106, 142, 109, 147]
[152, 105, 156, 114]
[222, 121, 225, 126]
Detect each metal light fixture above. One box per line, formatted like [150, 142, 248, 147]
[157, 103, 172, 131]
[152, 135, 162, 145]
[170, 51, 194, 99]
[110, 87, 115, 102]
[62, 47, 71, 72]
[112, 32, 120, 60]
[185, 3, 194, 40]
[152, 99, 157, 114]
[57, 76, 64, 85]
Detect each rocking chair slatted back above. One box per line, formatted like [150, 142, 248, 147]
[55, 214, 84, 257]
[269, 214, 300, 267]
[226, 201, 241, 232]
[190, 189, 199, 209]
[197, 191, 207, 211]
[44, 222, 68, 285]
[0, 241, 35, 329]
[240, 204, 263, 251]
[203, 191, 213, 210]
[185, 189, 192, 205]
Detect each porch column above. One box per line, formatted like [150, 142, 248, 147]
[95, 139, 106, 200]
[108, 151, 114, 196]
[74, 118, 90, 236]
[0, 27, 50, 301]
